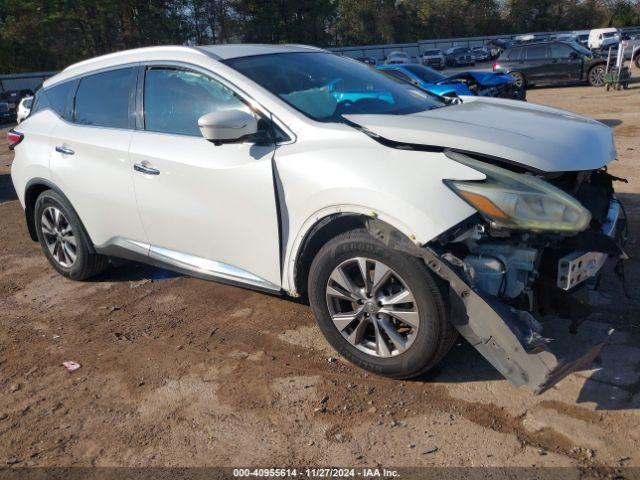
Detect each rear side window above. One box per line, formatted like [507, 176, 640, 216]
[525, 45, 549, 60]
[143, 68, 246, 136]
[504, 48, 521, 61]
[74, 68, 134, 128]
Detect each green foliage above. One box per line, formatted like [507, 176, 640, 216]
[0, 0, 638, 72]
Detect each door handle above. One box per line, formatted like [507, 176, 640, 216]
[55, 146, 75, 155]
[133, 162, 160, 176]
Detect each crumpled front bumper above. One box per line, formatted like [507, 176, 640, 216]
[421, 247, 612, 394]
[366, 195, 619, 393]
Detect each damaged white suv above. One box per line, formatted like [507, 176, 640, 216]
[10, 45, 625, 393]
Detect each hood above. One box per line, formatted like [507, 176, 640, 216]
[344, 96, 616, 173]
[443, 71, 514, 87]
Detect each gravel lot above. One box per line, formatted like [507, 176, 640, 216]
[1, 86, 640, 474]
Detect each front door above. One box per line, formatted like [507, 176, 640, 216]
[548, 43, 583, 82]
[130, 66, 282, 290]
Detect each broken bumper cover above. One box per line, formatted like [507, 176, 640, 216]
[423, 248, 611, 394]
[366, 215, 617, 394]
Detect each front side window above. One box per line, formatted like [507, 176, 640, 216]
[225, 52, 445, 122]
[550, 43, 575, 58]
[143, 68, 246, 136]
[74, 68, 134, 128]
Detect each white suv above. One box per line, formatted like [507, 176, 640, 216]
[9, 45, 622, 393]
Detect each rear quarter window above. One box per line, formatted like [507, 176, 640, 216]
[34, 81, 74, 119]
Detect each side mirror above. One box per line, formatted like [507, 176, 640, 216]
[569, 51, 579, 59]
[198, 109, 258, 144]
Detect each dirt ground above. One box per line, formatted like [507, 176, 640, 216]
[1, 86, 640, 475]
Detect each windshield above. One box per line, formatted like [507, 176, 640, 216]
[403, 65, 446, 83]
[225, 52, 445, 121]
[424, 50, 441, 55]
[566, 42, 592, 55]
[603, 32, 618, 38]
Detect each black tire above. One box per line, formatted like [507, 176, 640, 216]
[308, 229, 456, 379]
[34, 189, 108, 280]
[634, 55, 640, 70]
[588, 64, 606, 87]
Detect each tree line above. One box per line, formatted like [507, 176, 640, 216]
[1, 0, 639, 73]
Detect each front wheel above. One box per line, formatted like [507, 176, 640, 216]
[588, 65, 606, 87]
[307, 229, 456, 379]
[510, 71, 526, 88]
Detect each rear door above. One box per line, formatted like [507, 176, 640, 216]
[49, 67, 146, 248]
[129, 64, 282, 290]
[522, 44, 552, 83]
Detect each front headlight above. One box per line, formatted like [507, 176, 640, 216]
[445, 151, 591, 232]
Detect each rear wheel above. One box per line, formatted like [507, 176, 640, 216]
[34, 190, 109, 280]
[634, 54, 640, 70]
[588, 65, 606, 87]
[308, 229, 456, 379]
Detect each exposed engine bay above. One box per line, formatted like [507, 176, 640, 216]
[367, 160, 627, 394]
[436, 167, 626, 323]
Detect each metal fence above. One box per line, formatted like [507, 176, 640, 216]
[0, 71, 57, 93]
[328, 26, 640, 62]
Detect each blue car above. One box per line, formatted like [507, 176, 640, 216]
[376, 64, 526, 100]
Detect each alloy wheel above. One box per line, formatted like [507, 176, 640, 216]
[325, 257, 420, 358]
[41, 206, 77, 268]
[589, 66, 605, 87]
[510, 72, 525, 88]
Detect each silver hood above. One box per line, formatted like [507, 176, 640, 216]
[345, 96, 616, 173]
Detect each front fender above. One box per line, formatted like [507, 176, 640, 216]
[283, 203, 419, 295]
[274, 130, 485, 294]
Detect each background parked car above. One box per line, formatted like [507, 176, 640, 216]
[377, 64, 525, 100]
[472, 46, 490, 62]
[0, 89, 33, 120]
[573, 31, 590, 47]
[445, 47, 475, 67]
[1, 101, 12, 124]
[16, 96, 33, 124]
[493, 40, 607, 87]
[589, 28, 620, 50]
[420, 49, 445, 69]
[378, 64, 472, 97]
[385, 51, 410, 65]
